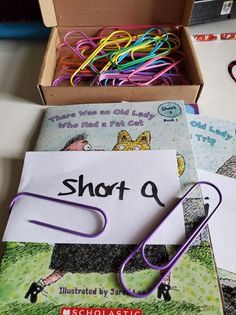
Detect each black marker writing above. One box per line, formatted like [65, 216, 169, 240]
[58, 175, 130, 200]
[141, 181, 165, 207]
[58, 179, 77, 196]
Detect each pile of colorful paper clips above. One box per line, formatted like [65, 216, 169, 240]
[52, 25, 188, 87]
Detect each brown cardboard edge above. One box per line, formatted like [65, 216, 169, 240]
[196, 81, 204, 102]
[38, 28, 60, 105]
[184, 28, 204, 83]
[182, 27, 204, 102]
[40, 0, 194, 28]
[39, 85, 200, 105]
[38, 27, 58, 84]
[182, 0, 194, 26]
[37, 85, 46, 105]
[38, 0, 57, 27]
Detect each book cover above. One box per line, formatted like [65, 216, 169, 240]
[0, 101, 223, 315]
[188, 113, 236, 315]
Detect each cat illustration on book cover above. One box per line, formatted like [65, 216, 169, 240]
[113, 130, 185, 177]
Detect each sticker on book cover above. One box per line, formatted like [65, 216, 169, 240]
[158, 102, 182, 118]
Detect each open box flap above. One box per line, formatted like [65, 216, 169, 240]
[39, 0, 194, 28]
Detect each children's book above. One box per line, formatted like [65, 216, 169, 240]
[188, 113, 236, 315]
[0, 102, 224, 315]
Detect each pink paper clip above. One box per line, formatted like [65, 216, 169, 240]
[128, 53, 185, 86]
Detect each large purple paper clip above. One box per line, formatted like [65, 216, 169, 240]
[119, 181, 222, 298]
[9, 192, 107, 238]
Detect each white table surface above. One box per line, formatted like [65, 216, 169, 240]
[0, 20, 236, 257]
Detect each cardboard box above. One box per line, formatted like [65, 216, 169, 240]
[38, 0, 203, 105]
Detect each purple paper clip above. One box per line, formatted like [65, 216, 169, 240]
[119, 181, 222, 298]
[9, 192, 107, 238]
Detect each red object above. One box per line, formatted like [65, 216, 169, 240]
[193, 32, 236, 42]
[61, 308, 142, 315]
[220, 32, 236, 40]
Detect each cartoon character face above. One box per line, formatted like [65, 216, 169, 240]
[64, 140, 92, 151]
[112, 131, 151, 151]
[62, 135, 93, 151]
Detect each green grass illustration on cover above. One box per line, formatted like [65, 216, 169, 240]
[0, 101, 223, 315]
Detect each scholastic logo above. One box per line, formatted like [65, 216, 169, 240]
[60, 308, 142, 315]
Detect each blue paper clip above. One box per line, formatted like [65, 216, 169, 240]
[9, 192, 107, 238]
[119, 181, 222, 298]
